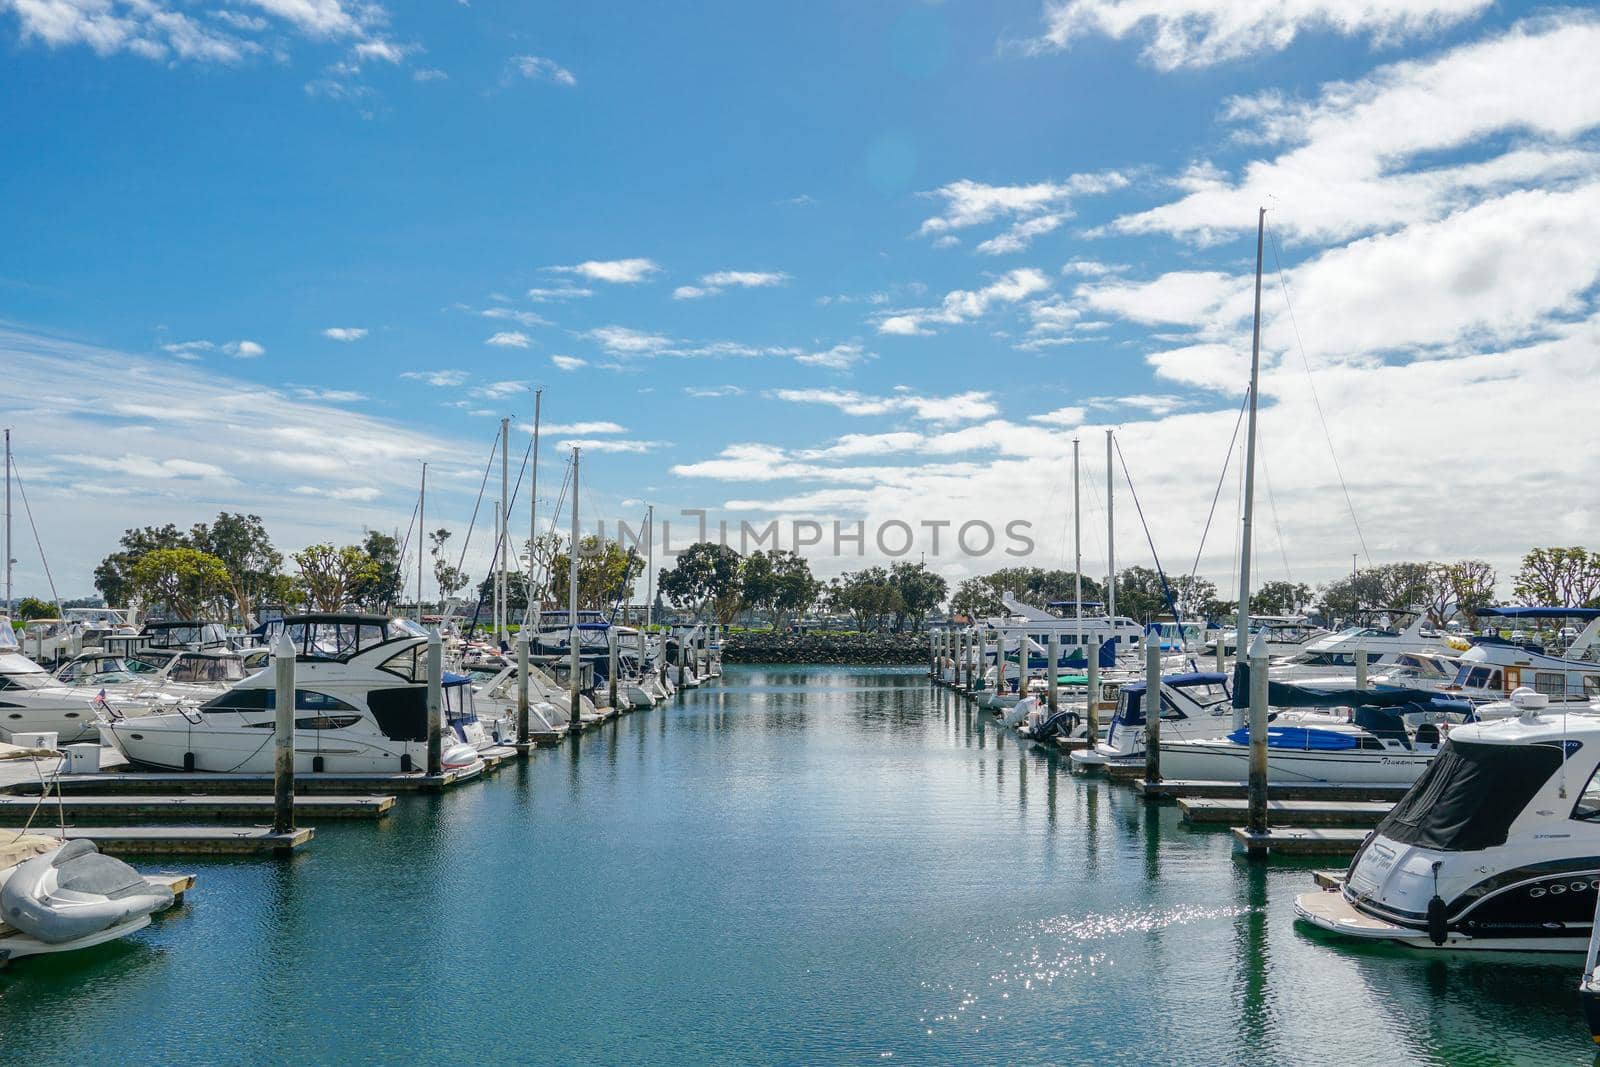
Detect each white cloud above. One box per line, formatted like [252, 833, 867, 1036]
[877, 268, 1052, 336]
[1027, 406, 1086, 427]
[795, 343, 870, 370]
[480, 306, 549, 327]
[292, 484, 382, 501]
[473, 380, 527, 399]
[586, 325, 670, 354]
[293, 387, 367, 403]
[675, 269, 792, 298]
[1114, 17, 1600, 244]
[412, 67, 446, 82]
[685, 385, 744, 398]
[506, 54, 576, 86]
[485, 331, 531, 348]
[673, 286, 709, 300]
[551, 258, 659, 284]
[917, 173, 1128, 252]
[59, 452, 233, 481]
[225, 339, 265, 358]
[526, 285, 592, 302]
[542, 421, 625, 434]
[771, 388, 999, 424]
[322, 327, 367, 341]
[550, 354, 586, 371]
[159, 337, 263, 359]
[1027, 0, 1492, 69]
[401, 369, 469, 387]
[558, 438, 661, 453]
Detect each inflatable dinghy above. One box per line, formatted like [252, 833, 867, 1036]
[0, 838, 173, 959]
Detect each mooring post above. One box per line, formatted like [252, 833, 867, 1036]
[515, 628, 531, 752]
[676, 628, 687, 697]
[1246, 632, 1271, 852]
[607, 623, 619, 710]
[425, 628, 444, 776]
[1143, 639, 1162, 784]
[1216, 634, 1226, 675]
[995, 632, 1007, 698]
[272, 634, 296, 835]
[1047, 632, 1060, 713]
[1086, 636, 1100, 746]
[1355, 648, 1368, 691]
[929, 629, 937, 680]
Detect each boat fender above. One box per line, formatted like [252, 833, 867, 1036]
[1426, 860, 1448, 946]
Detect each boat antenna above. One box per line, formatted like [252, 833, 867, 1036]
[1235, 205, 1266, 729]
[527, 388, 542, 629]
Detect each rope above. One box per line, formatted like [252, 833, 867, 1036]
[1112, 438, 1185, 629]
[1185, 391, 1249, 591]
[8, 456, 63, 616]
[1269, 228, 1370, 566]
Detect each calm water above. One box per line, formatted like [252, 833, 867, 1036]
[1, 666, 1589, 1065]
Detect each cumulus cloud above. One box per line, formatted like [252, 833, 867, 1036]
[771, 388, 1000, 424]
[877, 269, 1052, 336]
[401, 369, 469, 387]
[505, 54, 576, 86]
[917, 173, 1128, 253]
[485, 331, 531, 348]
[1026, 0, 1491, 70]
[551, 258, 659, 284]
[550, 354, 587, 371]
[795, 343, 870, 370]
[322, 327, 367, 341]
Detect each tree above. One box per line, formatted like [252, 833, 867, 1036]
[428, 529, 469, 606]
[352, 530, 405, 612]
[1250, 580, 1312, 617]
[1445, 559, 1497, 619]
[190, 512, 282, 627]
[1514, 547, 1600, 608]
[94, 523, 190, 607]
[294, 544, 381, 613]
[14, 596, 58, 620]
[889, 561, 947, 633]
[546, 536, 645, 611]
[658, 542, 744, 623]
[827, 567, 904, 632]
[949, 568, 1103, 618]
[1316, 561, 1435, 623]
[129, 547, 231, 619]
[740, 550, 821, 629]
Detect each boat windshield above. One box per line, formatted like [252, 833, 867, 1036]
[1375, 738, 1564, 851]
[0, 669, 56, 691]
[282, 618, 425, 661]
[0, 624, 18, 650]
[167, 654, 246, 684]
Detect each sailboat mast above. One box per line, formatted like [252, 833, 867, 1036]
[1105, 429, 1115, 620]
[568, 447, 581, 711]
[1235, 207, 1267, 725]
[645, 503, 655, 630]
[418, 462, 427, 624]
[3, 428, 11, 613]
[528, 389, 542, 630]
[1073, 437, 1082, 655]
[500, 416, 510, 642]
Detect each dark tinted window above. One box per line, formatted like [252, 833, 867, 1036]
[1377, 739, 1563, 851]
[202, 689, 356, 713]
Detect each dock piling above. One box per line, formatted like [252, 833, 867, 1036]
[1047, 632, 1060, 712]
[1355, 649, 1368, 690]
[272, 634, 296, 835]
[607, 623, 619, 710]
[1143, 640, 1161, 786]
[426, 629, 443, 777]
[1246, 632, 1271, 852]
[515, 629, 531, 753]
[1086, 637, 1100, 746]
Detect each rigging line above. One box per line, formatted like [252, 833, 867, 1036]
[1112, 438, 1186, 627]
[1186, 391, 1250, 588]
[8, 458, 62, 614]
[453, 429, 503, 573]
[392, 492, 422, 614]
[1268, 227, 1371, 566]
[1257, 439, 1295, 586]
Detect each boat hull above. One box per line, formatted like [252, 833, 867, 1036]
[1158, 740, 1434, 784]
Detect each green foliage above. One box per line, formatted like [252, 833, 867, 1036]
[94, 523, 190, 607]
[14, 596, 58, 620]
[189, 512, 281, 627]
[888, 561, 947, 633]
[825, 567, 903, 633]
[949, 567, 1104, 619]
[129, 547, 231, 618]
[740, 550, 820, 628]
[293, 544, 381, 612]
[427, 529, 470, 604]
[543, 535, 643, 612]
[659, 542, 745, 623]
[352, 530, 404, 612]
[1514, 547, 1600, 608]
[1250, 580, 1312, 617]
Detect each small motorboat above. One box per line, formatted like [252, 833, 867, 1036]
[0, 836, 174, 960]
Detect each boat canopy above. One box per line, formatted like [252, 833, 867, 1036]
[1473, 606, 1600, 620]
[1230, 662, 1472, 715]
[264, 614, 429, 662]
[1374, 737, 1568, 851]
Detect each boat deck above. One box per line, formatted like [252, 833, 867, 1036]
[1230, 827, 1371, 856]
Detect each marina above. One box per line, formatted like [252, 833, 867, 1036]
[0, 666, 1592, 1064]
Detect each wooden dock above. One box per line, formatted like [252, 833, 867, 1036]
[1180, 798, 1392, 828]
[1312, 869, 1346, 889]
[0, 794, 393, 824]
[1134, 779, 1410, 803]
[1230, 826, 1371, 856]
[34, 825, 313, 856]
[4, 767, 480, 796]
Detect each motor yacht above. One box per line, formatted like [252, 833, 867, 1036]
[1068, 672, 1233, 770]
[1296, 707, 1600, 951]
[1206, 615, 1327, 658]
[0, 620, 109, 743]
[1438, 607, 1600, 706]
[1271, 611, 1452, 681]
[100, 614, 482, 774]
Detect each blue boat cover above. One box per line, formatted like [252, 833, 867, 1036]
[1226, 726, 1358, 750]
[1473, 606, 1600, 619]
[1231, 662, 1462, 711]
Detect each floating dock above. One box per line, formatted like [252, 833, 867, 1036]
[1134, 779, 1410, 803]
[0, 794, 393, 823]
[4, 768, 479, 796]
[1230, 826, 1371, 856]
[1180, 798, 1392, 827]
[34, 825, 313, 856]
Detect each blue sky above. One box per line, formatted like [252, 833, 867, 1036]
[2, 0, 1597, 602]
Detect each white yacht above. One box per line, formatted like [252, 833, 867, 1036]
[1068, 671, 1233, 769]
[0, 620, 108, 743]
[1438, 607, 1600, 705]
[101, 614, 482, 774]
[1297, 708, 1600, 951]
[1271, 611, 1450, 681]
